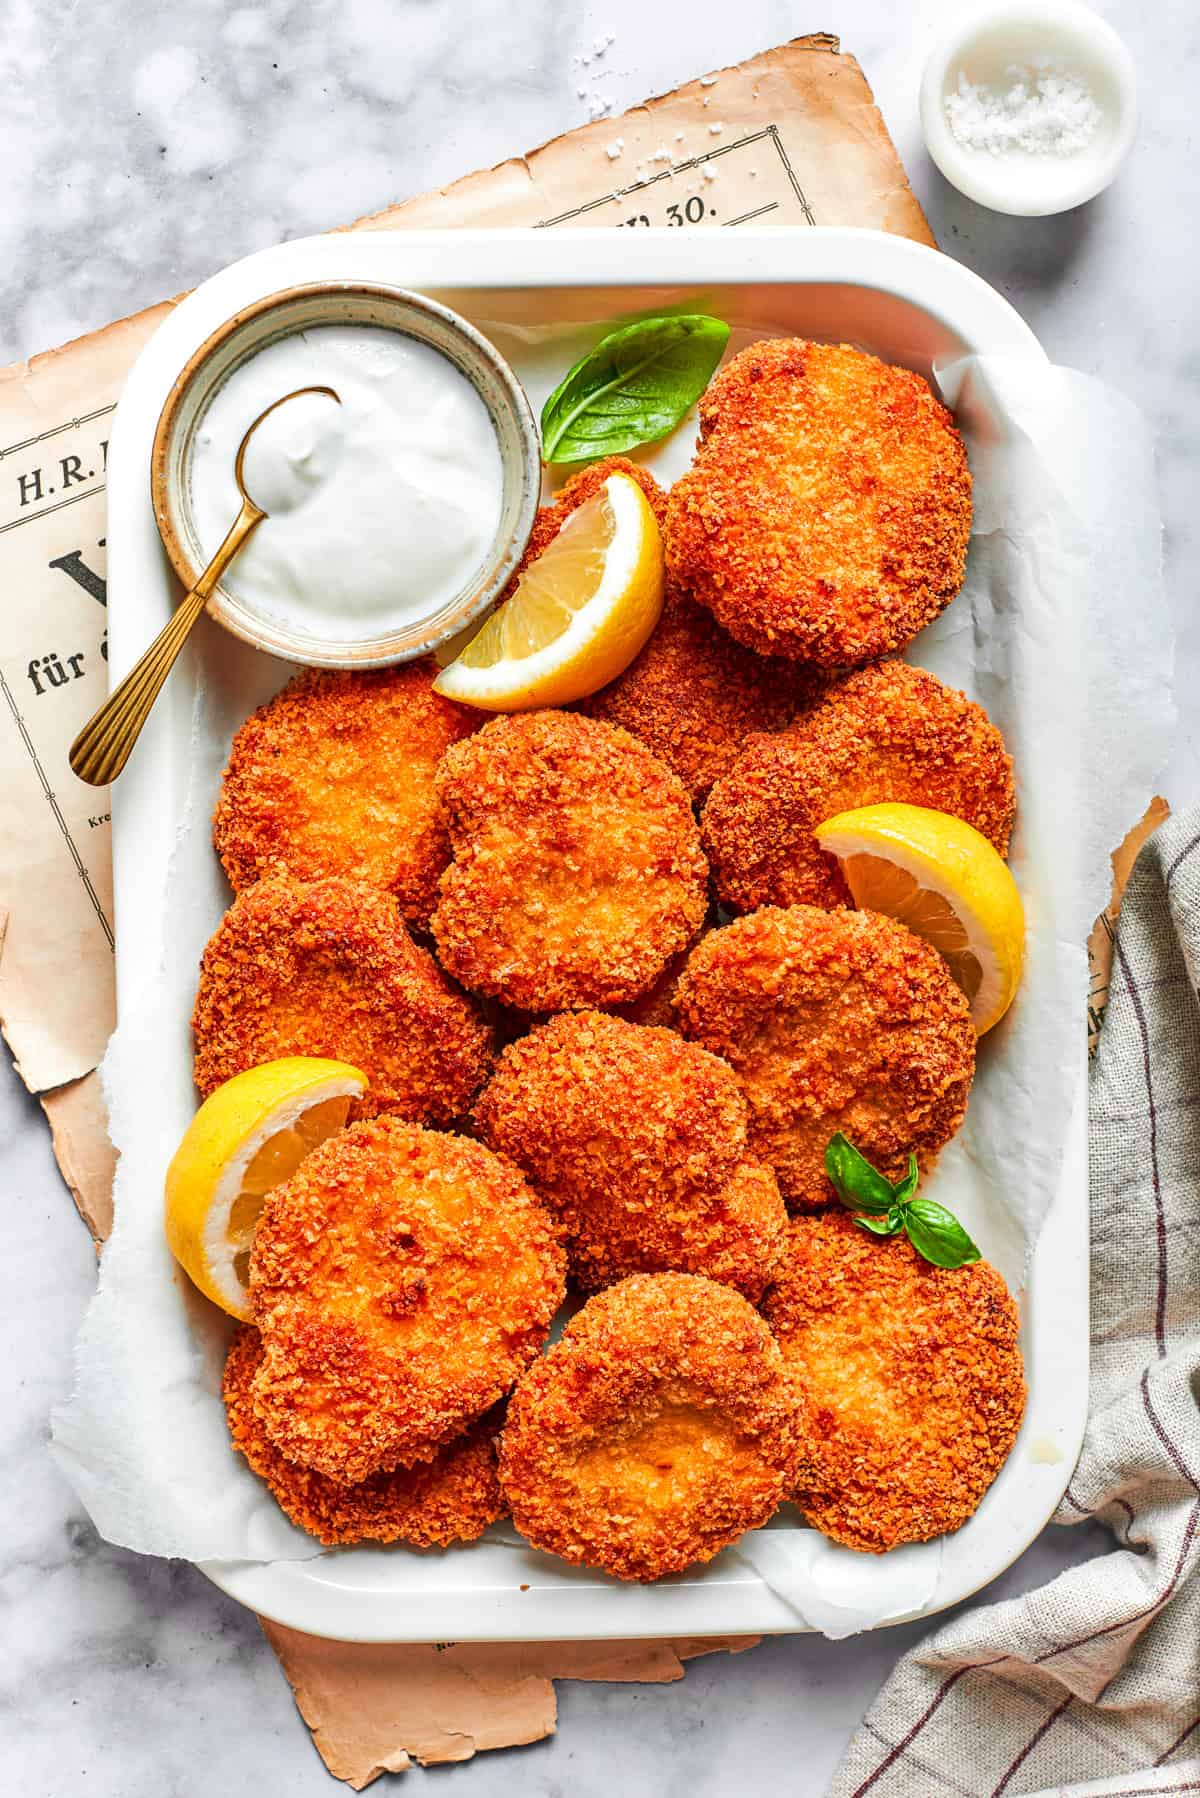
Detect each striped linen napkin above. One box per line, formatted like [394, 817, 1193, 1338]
[829, 809, 1200, 1798]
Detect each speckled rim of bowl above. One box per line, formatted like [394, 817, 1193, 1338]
[150, 281, 541, 669]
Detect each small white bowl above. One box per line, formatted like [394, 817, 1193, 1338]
[920, 0, 1137, 216]
[151, 283, 540, 670]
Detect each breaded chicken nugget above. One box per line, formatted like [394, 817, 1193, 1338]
[432, 710, 708, 1013]
[224, 1326, 505, 1547]
[762, 1211, 1025, 1552]
[666, 339, 972, 666]
[702, 660, 1015, 914]
[192, 877, 492, 1123]
[675, 907, 976, 1210]
[213, 662, 479, 930]
[475, 1011, 787, 1300]
[583, 593, 830, 803]
[499, 1273, 804, 1581]
[515, 458, 823, 802]
[249, 1118, 565, 1484]
[609, 934, 698, 1029]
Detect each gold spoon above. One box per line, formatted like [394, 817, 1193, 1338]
[69, 384, 341, 788]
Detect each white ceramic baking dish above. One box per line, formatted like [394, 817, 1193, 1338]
[104, 227, 1087, 1643]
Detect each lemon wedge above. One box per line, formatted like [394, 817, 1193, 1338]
[164, 1056, 366, 1319]
[433, 470, 665, 710]
[814, 803, 1025, 1035]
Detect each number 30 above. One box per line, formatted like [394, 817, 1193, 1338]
[666, 197, 708, 225]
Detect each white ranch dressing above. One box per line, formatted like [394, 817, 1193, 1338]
[189, 324, 504, 642]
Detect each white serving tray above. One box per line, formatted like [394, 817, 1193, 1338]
[106, 228, 1088, 1643]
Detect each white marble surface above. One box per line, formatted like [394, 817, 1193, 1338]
[2, 1, 1195, 1793]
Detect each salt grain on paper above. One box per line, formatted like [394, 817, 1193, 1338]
[945, 61, 1102, 156]
[572, 29, 617, 123]
[605, 137, 624, 161]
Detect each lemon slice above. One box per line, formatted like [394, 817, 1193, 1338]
[814, 803, 1025, 1035]
[433, 470, 665, 710]
[164, 1056, 366, 1319]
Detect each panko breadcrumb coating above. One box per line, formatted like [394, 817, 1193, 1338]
[702, 660, 1015, 914]
[224, 1326, 505, 1547]
[474, 1011, 787, 1300]
[432, 710, 708, 1013]
[192, 877, 492, 1122]
[675, 906, 976, 1210]
[499, 1273, 804, 1581]
[762, 1211, 1025, 1552]
[666, 339, 972, 666]
[213, 663, 479, 930]
[583, 592, 830, 803]
[609, 933, 700, 1029]
[520, 453, 826, 801]
[249, 1118, 565, 1484]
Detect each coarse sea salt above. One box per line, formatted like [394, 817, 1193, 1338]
[945, 61, 1102, 156]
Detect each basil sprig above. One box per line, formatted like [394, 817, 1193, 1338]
[824, 1134, 981, 1270]
[540, 314, 731, 465]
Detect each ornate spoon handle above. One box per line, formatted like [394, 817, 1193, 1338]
[69, 497, 263, 788]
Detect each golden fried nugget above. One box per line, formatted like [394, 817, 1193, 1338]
[499, 1273, 804, 1581]
[192, 877, 492, 1123]
[223, 1326, 505, 1547]
[249, 1118, 565, 1484]
[475, 1011, 787, 1300]
[666, 339, 972, 666]
[432, 710, 708, 1013]
[608, 935, 695, 1029]
[213, 663, 479, 929]
[701, 660, 1015, 914]
[514, 458, 824, 802]
[762, 1211, 1025, 1552]
[675, 906, 976, 1210]
[583, 592, 829, 803]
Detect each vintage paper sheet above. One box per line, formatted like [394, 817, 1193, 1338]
[260, 1625, 758, 1786]
[1086, 796, 1171, 1053]
[0, 301, 174, 1098]
[361, 32, 933, 242]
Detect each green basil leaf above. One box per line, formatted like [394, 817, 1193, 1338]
[891, 1155, 920, 1207]
[854, 1209, 905, 1238]
[903, 1198, 982, 1270]
[540, 314, 731, 465]
[824, 1133, 896, 1215]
